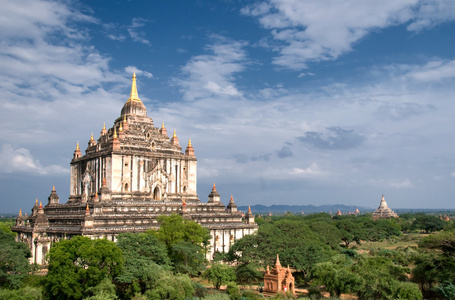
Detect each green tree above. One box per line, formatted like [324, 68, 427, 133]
[45, 236, 123, 300]
[171, 241, 206, 276]
[0, 286, 43, 300]
[203, 263, 236, 290]
[153, 214, 210, 252]
[0, 228, 31, 289]
[235, 263, 262, 285]
[412, 214, 445, 233]
[145, 272, 194, 300]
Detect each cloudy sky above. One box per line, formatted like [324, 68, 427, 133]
[1, 0, 455, 213]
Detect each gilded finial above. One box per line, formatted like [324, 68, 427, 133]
[213, 182, 216, 189]
[188, 138, 192, 147]
[127, 72, 141, 103]
[173, 130, 177, 138]
[119, 123, 123, 132]
[76, 141, 80, 151]
[39, 201, 43, 208]
[35, 198, 38, 204]
[19, 208, 22, 214]
[113, 128, 118, 139]
[248, 205, 251, 212]
[161, 121, 165, 128]
[123, 115, 127, 123]
[52, 185, 55, 192]
[103, 122, 106, 130]
[86, 203, 89, 211]
[90, 132, 94, 140]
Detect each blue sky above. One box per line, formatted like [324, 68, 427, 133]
[1, 0, 455, 213]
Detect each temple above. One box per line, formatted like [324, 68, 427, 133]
[372, 195, 398, 220]
[12, 73, 258, 264]
[264, 254, 295, 294]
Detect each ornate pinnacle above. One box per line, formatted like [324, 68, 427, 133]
[188, 138, 192, 147]
[161, 121, 165, 128]
[52, 185, 55, 192]
[127, 71, 141, 103]
[119, 123, 123, 132]
[103, 122, 106, 130]
[76, 141, 80, 151]
[90, 132, 94, 140]
[113, 128, 118, 139]
[173, 130, 177, 138]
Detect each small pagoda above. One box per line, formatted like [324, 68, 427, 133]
[264, 254, 295, 294]
[372, 195, 398, 220]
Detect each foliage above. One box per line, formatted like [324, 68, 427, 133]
[153, 214, 210, 275]
[419, 230, 455, 256]
[0, 228, 31, 289]
[171, 241, 206, 276]
[226, 281, 241, 300]
[201, 292, 230, 300]
[153, 214, 210, 252]
[204, 263, 236, 290]
[145, 272, 194, 300]
[229, 219, 334, 279]
[45, 236, 123, 300]
[411, 213, 445, 233]
[85, 278, 118, 300]
[115, 232, 172, 297]
[235, 263, 263, 285]
[313, 252, 422, 299]
[0, 286, 43, 300]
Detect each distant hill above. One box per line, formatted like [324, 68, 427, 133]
[238, 204, 373, 214]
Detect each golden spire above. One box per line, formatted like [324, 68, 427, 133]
[127, 71, 141, 103]
[161, 121, 165, 128]
[123, 115, 127, 123]
[119, 123, 123, 132]
[76, 141, 80, 151]
[113, 128, 118, 139]
[52, 185, 55, 192]
[19, 208, 22, 214]
[39, 201, 43, 208]
[103, 122, 106, 130]
[35, 198, 38, 205]
[188, 138, 192, 147]
[213, 182, 216, 190]
[86, 203, 89, 211]
[173, 130, 177, 138]
[90, 132, 94, 141]
[248, 205, 251, 212]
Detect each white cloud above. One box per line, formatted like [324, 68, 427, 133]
[406, 60, 455, 82]
[124, 66, 153, 78]
[289, 163, 322, 176]
[173, 35, 247, 100]
[127, 18, 150, 45]
[0, 144, 68, 175]
[242, 0, 455, 70]
[368, 178, 415, 188]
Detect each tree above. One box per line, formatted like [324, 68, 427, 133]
[412, 214, 445, 233]
[153, 214, 210, 252]
[152, 214, 210, 275]
[235, 263, 262, 285]
[0, 228, 31, 289]
[145, 272, 194, 300]
[203, 263, 236, 289]
[45, 236, 124, 300]
[115, 232, 171, 297]
[171, 241, 206, 276]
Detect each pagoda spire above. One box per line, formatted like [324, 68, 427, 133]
[127, 71, 141, 103]
[275, 254, 281, 267]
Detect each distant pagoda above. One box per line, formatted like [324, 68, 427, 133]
[372, 195, 398, 220]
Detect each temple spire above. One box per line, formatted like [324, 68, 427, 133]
[127, 71, 141, 103]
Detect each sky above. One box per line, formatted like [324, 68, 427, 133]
[1, 0, 455, 214]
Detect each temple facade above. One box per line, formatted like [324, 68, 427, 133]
[264, 254, 295, 294]
[372, 195, 398, 220]
[12, 73, 258, 264]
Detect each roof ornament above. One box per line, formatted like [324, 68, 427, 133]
[127, 71, 141, 103]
